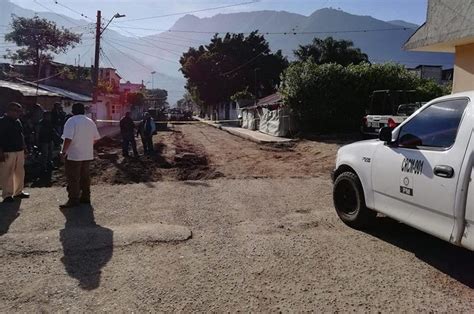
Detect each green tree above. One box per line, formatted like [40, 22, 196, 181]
[180, 31, 288, 110]
[4, 15, 81, 76]
[145, 88, 169, 110]
[294, 36, 369, 66]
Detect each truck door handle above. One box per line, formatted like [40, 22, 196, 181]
[434, 165, 454, 178]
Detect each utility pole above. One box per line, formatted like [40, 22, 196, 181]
[93, 10, 101, 102]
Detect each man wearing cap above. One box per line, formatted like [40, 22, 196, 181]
[60, 103, 100, 209]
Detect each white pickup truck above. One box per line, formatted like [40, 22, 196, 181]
[332, 91, 474, 250]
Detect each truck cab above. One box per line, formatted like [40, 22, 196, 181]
[333, 91, 474, 250]
[361, 90, 423, 137]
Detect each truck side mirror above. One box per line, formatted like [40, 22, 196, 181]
[379, 127, 393, 143]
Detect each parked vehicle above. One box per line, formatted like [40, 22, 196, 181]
[147, 108, 168, 130]
[361, 90, 422, 137]
[332, 91, 474, 250]
[167, 108, 185, 121]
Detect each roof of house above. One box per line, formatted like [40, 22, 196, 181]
[257, 93, 283, 107]
[35, 84, 92, 102]
[404, 1, 474, 52]
[0, 80, 60, 97]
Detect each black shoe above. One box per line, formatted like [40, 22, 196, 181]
[59, 200, 80, 209]
[2, 197, 15, 203]
[14, 192, 30, 199]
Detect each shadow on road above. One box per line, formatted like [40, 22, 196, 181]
[0, 200, 21, 235]
[366, 216, 474, 288]
[60, 205, 113, 290]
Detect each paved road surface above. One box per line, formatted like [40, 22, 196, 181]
[1, 178, 473, 312]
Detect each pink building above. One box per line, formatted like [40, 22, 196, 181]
[119, 81, 145, 94]
[98, 67, 122, 93]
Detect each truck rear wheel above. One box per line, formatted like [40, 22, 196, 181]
[333, 172, 376, 229]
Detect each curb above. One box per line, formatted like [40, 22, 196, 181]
[194, 117, 295, 144]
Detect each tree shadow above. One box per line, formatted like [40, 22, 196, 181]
[0, 200, 21, 235]
[366, 216, 474, 288]
[60, 205, 113, 290]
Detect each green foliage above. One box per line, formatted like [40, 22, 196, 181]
[4, 16, 81, 73]
[180, 31, 288, 108]
[280, 62, 450, 132]
[294, 37, 369, 66]
[127, 92, 145, 106]
[230, 88, 254, 102]
[145, 88, 169, 110]
[416, 79, 452, 101]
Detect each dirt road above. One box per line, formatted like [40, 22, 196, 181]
[27, 122, 341, 187]
[2, 123, 474, 311]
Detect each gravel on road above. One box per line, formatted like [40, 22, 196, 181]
[1, 178, 473, 312]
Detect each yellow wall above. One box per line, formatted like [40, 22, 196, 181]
[454, 43, 474, 93]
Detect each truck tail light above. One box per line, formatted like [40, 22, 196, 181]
[388, 118, 397, 128]
[362, 116, 368, 126]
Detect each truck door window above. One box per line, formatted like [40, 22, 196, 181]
[397, 98, 468, 149]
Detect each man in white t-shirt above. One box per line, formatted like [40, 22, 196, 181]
[59, 103, 100, 209]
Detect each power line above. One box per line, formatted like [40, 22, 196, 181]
[103, 38, 181, 62]
[221, 52, 264, 76]
[102, 40, 153, 72]
[108, 26, 413, 36]
[32, 0, 84, 27]
[52, 0, 94, 22]
[104, 26, 184, 58]
[106, 36, 191, 50]
[115, 0, 260, 23]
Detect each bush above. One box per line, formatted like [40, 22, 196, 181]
[280, 62, 449, 132]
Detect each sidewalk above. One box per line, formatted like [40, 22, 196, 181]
[194, 117, 295, 144]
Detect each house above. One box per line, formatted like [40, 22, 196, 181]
[119, 81, 145, 94]
[404, 0, 474, 93]
[99, 67, 122, 93]
[241, 93, 294, 137]
[0, 80, 62, 115]
[213, 101, 239, 122]
[33, 83, 92, 114]
[408, 65, 443, 84]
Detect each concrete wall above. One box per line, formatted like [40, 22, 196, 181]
[453, 43, 474, 93]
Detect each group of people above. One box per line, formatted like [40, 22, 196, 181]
[1, 103, 159, 207]
[0, 102, 100, 208]
[120, 111, 156, 157]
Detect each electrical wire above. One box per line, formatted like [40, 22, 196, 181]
[32, 0, 85, 27]
[102, 40, 153, 71]
[108, 25, 413, 35]
[53, 0, 95, 22]
[105, 37, 191, 50]
[221, 52, 264, 76]
[115, 0, 260, 23]
[102, 38, 181, 62]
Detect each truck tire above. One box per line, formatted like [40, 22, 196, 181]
[333, 172, 376, 229]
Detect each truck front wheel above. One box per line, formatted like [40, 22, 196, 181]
[333, 172, 376, 229]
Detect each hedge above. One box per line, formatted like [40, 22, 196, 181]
[279, 62, 451, 132]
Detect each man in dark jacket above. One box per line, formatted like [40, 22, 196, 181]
[137, 112, 156, 155]
[119, 112, 138, 157]
[0, 102, 30, 203]
[36, 111, 57, 172]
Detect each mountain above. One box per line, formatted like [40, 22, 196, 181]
[387, 20, 420, 30]
[1, 1, 454, 105]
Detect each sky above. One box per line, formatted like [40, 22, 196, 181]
[9, 0, 429, 36]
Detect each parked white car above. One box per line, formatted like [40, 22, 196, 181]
[332, 91, 474, 250]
